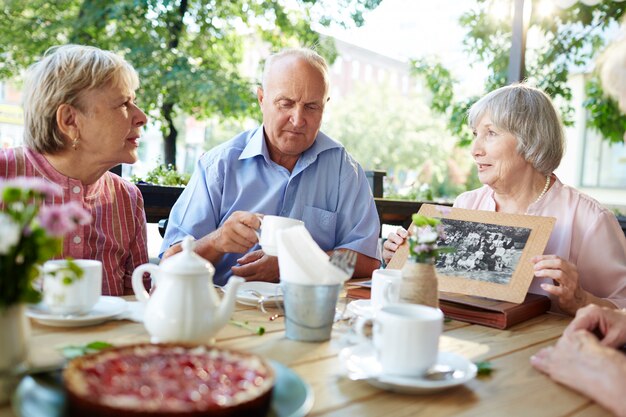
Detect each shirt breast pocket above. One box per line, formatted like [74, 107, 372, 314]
[302, 205, 337, 251]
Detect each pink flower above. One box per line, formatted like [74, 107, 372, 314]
[63, 201, 92, 225]
[37, 202, 91, 237]
[37, 205, 75, 237]
[0, 177, 62, 199]
[413, 243, 432, 254]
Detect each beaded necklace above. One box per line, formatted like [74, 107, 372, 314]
[526, 175, 550, 214]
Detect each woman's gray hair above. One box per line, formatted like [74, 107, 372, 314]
[261, 47, 330, 100]
[22, 44, 139, 154]
[597, 35, 626, 112]
[468, 84, 564, 175]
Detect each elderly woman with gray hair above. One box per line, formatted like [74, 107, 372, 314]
[529, 37, 626, 417]
[383, 83, 626, 316]
[0, 44, 150, 296]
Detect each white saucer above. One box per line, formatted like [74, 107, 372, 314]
[26, 296, 127, 327]
[340, 343, 477, 394]
[346, 299, 375, 318]
[236, 281, 283, 307]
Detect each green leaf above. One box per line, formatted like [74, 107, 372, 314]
[229, 319, 265, 336]
[474, 360, 494, 376]
[85, 341, 113, 351]
[59, 340, 113, 359]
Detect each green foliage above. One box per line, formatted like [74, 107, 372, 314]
[583, 76, 626, 145]
[0, 0, 381, 165]
[408, 214, 454, 263]
[0, 178, 90, 309]
[1, 190, 54, 309]
[131, 163, 191, 186]
[412, 0, 626, 146]
[411, 58, 477, 147]
[323, 83, 474, 200]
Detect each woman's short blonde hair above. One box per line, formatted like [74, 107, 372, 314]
[468, 84, 565, 175]
[22, 44, 139, 154]
[597, 35, 626, 112]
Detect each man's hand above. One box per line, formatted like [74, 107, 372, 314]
[162, 211, 261, 264]
[231, 250, 280, 282]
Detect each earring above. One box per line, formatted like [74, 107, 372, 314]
[72, 137, 79, 150]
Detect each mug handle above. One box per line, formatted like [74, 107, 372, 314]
[354, 316, 375, 342]
[132, 264, 160, 304]
[383, 279, 398, 304]
[253, 213, 265, 241]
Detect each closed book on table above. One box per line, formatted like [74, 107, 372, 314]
[438, 292, 550, 330]
[346, 286, 550, 329]
[346, 286, 371, 300]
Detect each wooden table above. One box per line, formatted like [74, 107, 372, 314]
[1, 294, 612, 417]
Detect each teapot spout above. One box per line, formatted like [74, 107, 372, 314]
[215, 276, 245, 330]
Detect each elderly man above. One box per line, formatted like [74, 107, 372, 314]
[161, 48, 381, 285]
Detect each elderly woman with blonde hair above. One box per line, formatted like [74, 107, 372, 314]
[383, 83, 626, 316]
[0, 44, 150, 296]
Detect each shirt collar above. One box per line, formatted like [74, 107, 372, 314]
[238, 125, 342, 168]
[24, 147, 103, 198]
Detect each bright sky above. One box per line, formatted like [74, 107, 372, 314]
[317, 0, 486, 96]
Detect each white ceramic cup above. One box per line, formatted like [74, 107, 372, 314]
[370, 269, 402, 310]
[41, 259, 102, 315]
[356, 303, 443, 377]
[256, 215, 304, 256]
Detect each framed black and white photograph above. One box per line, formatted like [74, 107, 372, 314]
[388, 204, 555, 303]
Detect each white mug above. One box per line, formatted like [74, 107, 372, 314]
[371, 269, 402, 310]
[256, 215, 304, 256]
[41, 259, 102, 315]
[356, 303, 442, 377]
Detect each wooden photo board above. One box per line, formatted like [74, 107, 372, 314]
[386, 204, 555, 303]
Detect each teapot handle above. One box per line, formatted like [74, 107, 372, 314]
[132, 264, 160, 304]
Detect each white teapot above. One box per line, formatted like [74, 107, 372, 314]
[132, 236, 243, 343]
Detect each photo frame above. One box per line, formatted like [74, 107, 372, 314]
[386, 204, 555, 303]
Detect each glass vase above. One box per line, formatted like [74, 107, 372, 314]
[0, 304, 30, 405]
[399, 259, 439, 308]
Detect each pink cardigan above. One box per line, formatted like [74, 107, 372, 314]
[455, 176, 626, 312]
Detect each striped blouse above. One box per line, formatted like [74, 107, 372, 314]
[0, 147, 149, 296]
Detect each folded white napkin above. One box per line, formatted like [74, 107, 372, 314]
[115, 301, 144, 322]
[276, 225, 348, 285]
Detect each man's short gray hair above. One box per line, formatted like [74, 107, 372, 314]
[468, 84, 564, 175]
[22, 44, 139, 154]
[261, 47, 329, 99]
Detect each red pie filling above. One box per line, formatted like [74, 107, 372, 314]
[65, 345, 273, 412]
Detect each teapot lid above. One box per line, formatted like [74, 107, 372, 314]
[160, 236, 215, 275]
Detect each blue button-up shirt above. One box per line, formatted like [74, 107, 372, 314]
[161, 126, 381, 285]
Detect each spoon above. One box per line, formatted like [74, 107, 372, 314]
[422, 364, 465, 381]
[347, 364, 464, 381]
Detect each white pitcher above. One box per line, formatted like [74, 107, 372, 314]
[132, 236, 243, 343]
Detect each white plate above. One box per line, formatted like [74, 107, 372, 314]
[346, 299, 375, 318]
[26, 296, 127, 327]
[236, 281, 283, 307]
[340, 343, 477, 394]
